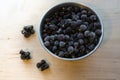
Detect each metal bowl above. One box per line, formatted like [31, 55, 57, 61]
[38, 2, 104, 61]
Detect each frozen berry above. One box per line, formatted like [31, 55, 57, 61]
[52, 46, 57, 52]
[84, 30, 90, 37]
[84, 38, 89, 44]
[68, 46, 74, 53]
[78, 39, 84, 45]
[44, 36, 50, 41]
[83, 22, 89, 26]
[31, 30, 35, 34]
[19, 50, 25, 55]
[44, 24, 49, 29]
[21, 29, 25, 34]
[87, 10, 93, 16]
[41, 63, 49, 71]
[77, 12, 81, 16]
[19, 50, 31, 60]
[58, 34, 65, 41]
[25, 55, 31, 60]
[50, 35, 55, 41]
[41, 60, 46, 64]
[81, 10, 87, 14]
[74, 42, 79, 47]
[51, 19, 58, 24]
[64, 52, 70, 58]
[76, 20, 82, 26]
[79, 24, 87, 31]
[63, 14, 71, 19]
[74, 7, 80, 13]
[45, 18, 51, 23]
[54, 34, 58, 40]
[80, 45, 85, 52]
[68, 41, 74, 46]
[74, 48, 79, 53]
[36, 63, 42, 68]
[23, 26, 29, 31]
[94, 22, 101, 29]
[49, 24, 57, 30]
[90, 15, 97, 21]
[57, 28, 62, 33]
[59, 12, 65, 16]
[67, 7, 73, 12]
[65, 35, 70, 40]
[65, 27, 72, 33]
[54, 41, 59, 46]
[77, 33, 84, 39]
[43, 34, 47, 38]
[36, 60, 46, 68]
[25, 52, 30, 56]
[95, 29, 102, 36]
[59, 41, 65, 47]
[71, 21, 77, 28]
[23, 31, 31, 38]
[72, 15, 79, 20]
[20, 55, 26, 60]
[88, 44, 95, 50]
[21, 25, 35, 38]
[36, 60, 49, 71]
[81, 14, 87, 21]
[64, 19, 72, 27]
[44, 41, 50, 47]
[29, 25, 33, 30]
[88, 32, 96, 39]
[94, 38, 99, 45]
[58, 51, 64, 57]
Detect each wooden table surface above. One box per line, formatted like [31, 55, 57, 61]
[0, 0, 120, 80]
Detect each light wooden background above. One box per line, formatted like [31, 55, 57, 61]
[0, 0, 120, 80]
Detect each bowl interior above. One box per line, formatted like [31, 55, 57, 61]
[39, 2, 103, 61]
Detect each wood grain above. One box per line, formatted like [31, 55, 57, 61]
[0, 0, 120, 80]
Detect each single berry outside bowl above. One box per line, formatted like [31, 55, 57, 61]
[38, 2, 104, 61]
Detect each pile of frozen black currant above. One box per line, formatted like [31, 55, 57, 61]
[20, 25, 50, 71]
[19, 49, 50, 71]
[21, 25, 35, 38]
[41, 4, 102, 58]
[19, 50, 31, 60]
[36, 60, 49, 71]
